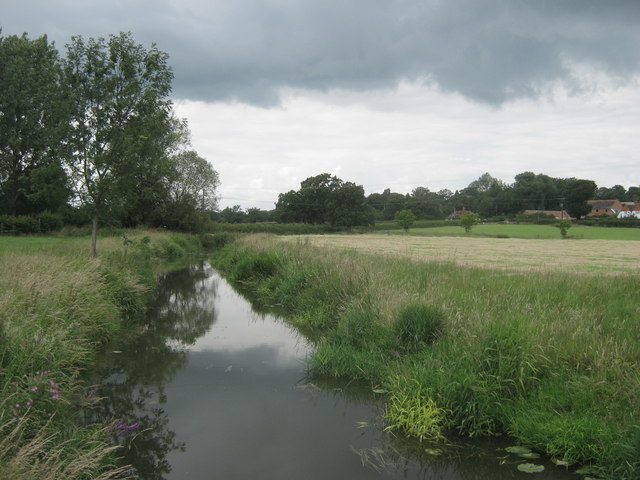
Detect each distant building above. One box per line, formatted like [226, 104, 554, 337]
[586, 199, 622, 216]
[522, 210, 573, 220]
[447, 209, 472, 220]
[618, 203, 640, 219]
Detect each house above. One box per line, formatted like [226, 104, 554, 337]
[447, 209, 472, 220]
[586, 199, 622, 216]
[522, 210, 573, 220]
[618, 203, 640, 219]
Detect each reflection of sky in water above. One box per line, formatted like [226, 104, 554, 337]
[190, 271, 310, 368]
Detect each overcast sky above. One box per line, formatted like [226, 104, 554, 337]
[4, 0, 640, 209]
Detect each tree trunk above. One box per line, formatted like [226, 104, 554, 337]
[91, 215, 98, 258]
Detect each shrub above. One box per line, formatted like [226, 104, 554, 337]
[393, 304, 444, 352]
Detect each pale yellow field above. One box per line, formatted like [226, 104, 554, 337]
[282, 234, 640, 274]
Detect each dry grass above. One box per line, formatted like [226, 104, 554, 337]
[0, 416, 132, 480]
[283, 234, 640, 274]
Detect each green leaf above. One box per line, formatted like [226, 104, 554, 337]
[505, 446, 532, 454]
[355, 421, 369, 429]
[424, 448, 442, 456]
[372, 388, 387, 394]
[518, 452, 540, 459]
[517, 463, 544, 473]
[551, 458, 570, 467]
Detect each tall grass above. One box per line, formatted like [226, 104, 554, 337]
[0, 231, 200, 478]
[210, 234, 640, 479]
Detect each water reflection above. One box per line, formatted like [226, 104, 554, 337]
[85, 262, 574, 480]
[84, 261, 219, 479]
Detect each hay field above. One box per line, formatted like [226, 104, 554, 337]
[283, 234, 640, 274]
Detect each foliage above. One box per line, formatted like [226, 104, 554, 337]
[394, 209, 416, 231]
[459, 212, 480, 233]
[275, 173, 374, 227]
[0, 33, 71, 217]
[555, 220, 572, 237]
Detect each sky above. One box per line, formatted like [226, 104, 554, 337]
[3, 0, 640, 209]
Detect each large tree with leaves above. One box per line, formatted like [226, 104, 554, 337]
[64, 32, 176, 256]
[0, 33, 71, 216]
[275, 173, 373, 227]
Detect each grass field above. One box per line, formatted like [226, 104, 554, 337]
[381, 223, 640, 241]
[283, 233, 640, 274]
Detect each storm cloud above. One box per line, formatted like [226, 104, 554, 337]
[4, 0, 640, 106]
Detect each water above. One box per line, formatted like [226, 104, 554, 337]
[86, 261, 575, 480]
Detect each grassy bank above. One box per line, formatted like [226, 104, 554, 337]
[210, 234, 639, 479]
[0, 231, 202, 479]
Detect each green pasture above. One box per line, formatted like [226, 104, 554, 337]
[387, 223, 640, 240]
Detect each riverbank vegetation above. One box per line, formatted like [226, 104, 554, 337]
[210, 234, 639, 479]
[0, 231, 202, 479]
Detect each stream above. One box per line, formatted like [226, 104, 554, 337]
[85, 260, 576, 479]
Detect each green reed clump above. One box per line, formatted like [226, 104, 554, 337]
[392, 304, 444, 352]
[384, 377, 444, 441]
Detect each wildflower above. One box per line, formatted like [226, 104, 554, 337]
[49, 379, 55, 386]
[15, 404, 20, 408]
[31, 386, 38, 392]
[26, 399, 33, 406]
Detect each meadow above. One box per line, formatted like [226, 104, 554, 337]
[380, 223, 640, 241]
[210, 232, 640, 479]
[0, 231, 202, 480]
[281, 232, 640, 274]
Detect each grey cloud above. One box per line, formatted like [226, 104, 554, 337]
[3, 0, 640, 106]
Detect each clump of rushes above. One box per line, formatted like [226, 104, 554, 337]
[384, 377, 443, 441]
[393, 304, 444, 352]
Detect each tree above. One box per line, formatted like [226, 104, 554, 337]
[0, 33, 71, 216]
[167, 150, 219, 212]
[459, 212, 479, 233]
[559, 178, 597, 219]
[275, 173, 372, 227]
[64, 32, 175, 256]
[555, 220, 572, 238]
[395, 209, 416, 232]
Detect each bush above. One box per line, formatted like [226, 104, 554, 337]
[393, 304, 444, 352]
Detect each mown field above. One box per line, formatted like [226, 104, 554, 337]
[210, 232, 640, 479]
[282, 231, 640, 274]
[380, 223, 640, 241]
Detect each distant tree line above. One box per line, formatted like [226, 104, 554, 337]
[0, 32, 219, 253]
[267, 172, 639, 228]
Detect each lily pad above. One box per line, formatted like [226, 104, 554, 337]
[372, 388, 387, 394]
[575, 466, 597, 475]
[551, 458, 570, 467]
[518, 452, 541, 459]
[517, 463, 545, 473]
[424, 448, 443, 456]
[505, 446, 532, 455]
[355, 421, 369, 429]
